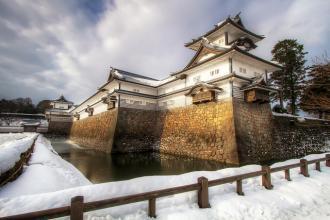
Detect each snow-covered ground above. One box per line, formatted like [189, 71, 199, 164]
[0, 133, 30, 145]
[0, 118, 48, 127]
[272, 112, 330, 121]
[0, 143, 330, 220]
[0, 135, 91, 198]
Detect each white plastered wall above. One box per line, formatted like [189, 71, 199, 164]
[232, 58, 265, 78]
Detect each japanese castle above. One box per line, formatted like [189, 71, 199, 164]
[72, 14, 281, 120]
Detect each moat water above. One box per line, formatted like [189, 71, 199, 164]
[50, 138, 234, 183]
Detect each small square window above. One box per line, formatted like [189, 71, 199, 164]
[193, 75, 201, 83]
[239, 67, 246, 74]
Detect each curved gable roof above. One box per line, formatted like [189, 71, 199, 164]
[185, 16, 264, 48]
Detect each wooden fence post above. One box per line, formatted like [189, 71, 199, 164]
[326, 154, 330, 167]
[261, 166, 273, 189]
[198, 177, 210, 208]
[284, 169, 291, 181]
[70, 196, 84, 220]
[300, 159, 310, 177]
[148, 197, 156, 218]
[315, 161, 321, 172]
[236, 179, 244, 196]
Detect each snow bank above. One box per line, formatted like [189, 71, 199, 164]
[0, 133, 28, 145]
[0, 133, 37, 175]
[0, 135, 91, 198]
[272, 112, 330, 121]
[1, 153, 330, 219]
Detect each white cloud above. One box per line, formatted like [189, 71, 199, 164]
[0, 0, 329, 104]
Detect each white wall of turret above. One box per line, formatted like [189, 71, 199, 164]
[233, 58, 265, 79]
[52, 102, 70, 110]
[120, 81, 157, 96]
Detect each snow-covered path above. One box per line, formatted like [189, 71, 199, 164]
[0, 151, 330, 219]
[0, 135, 91, 198]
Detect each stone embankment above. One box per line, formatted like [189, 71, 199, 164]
[69, 97, 330, 165]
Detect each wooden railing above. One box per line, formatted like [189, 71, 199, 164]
[1, 154, 330, 220]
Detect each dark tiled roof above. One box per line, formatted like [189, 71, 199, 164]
[54, 95, 73, 103]
[172, 45, 282, 76]
[185, 14, 264, 48]
[115, 68, 159, 81]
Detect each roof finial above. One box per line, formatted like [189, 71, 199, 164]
[232, 12, 244, 27]
[235, 12, 241, 18]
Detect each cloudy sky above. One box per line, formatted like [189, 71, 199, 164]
[0, 0, 329, 104]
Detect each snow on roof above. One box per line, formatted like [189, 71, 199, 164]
[272, 112, 330, 121]
[185, 13, 263, 48]
[110, 68, 177, 87]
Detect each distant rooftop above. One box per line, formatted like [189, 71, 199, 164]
[53, 95, 73, 104]
[112, 68, 159, 81]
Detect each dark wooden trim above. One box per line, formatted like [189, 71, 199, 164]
[225, 32, 229, 45]
[116, 90, 158, 99]
[229, 57, 233, 73]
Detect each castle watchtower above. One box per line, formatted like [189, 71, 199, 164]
[45, 95, 73, 135]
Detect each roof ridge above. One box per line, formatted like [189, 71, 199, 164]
[185, 15, 264, 48]
[113, 67, 160, 81]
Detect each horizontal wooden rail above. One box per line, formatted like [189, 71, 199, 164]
[84, 183, 200, 212]
[1, 154, 330, 220]
[270, 162, 301, 173]
[208, 170, 265, 187]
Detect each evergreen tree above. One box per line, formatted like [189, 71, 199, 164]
[270, 39, 307, 115]
[300, 56, 330, 119]
[36, 100, 51, 113]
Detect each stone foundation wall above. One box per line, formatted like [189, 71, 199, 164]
[233, 98, 330, 164]
[271, 116, 330, 161]
[69, 109, 118, 152]
[68, 97, 329, 165]
[159, 99, 239, 164]
[113, 107, 162, 152]
[48, 121, 72, 135]
[233, 99, 274, 163]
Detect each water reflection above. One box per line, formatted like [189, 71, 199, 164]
[50, 138, 235, 183]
